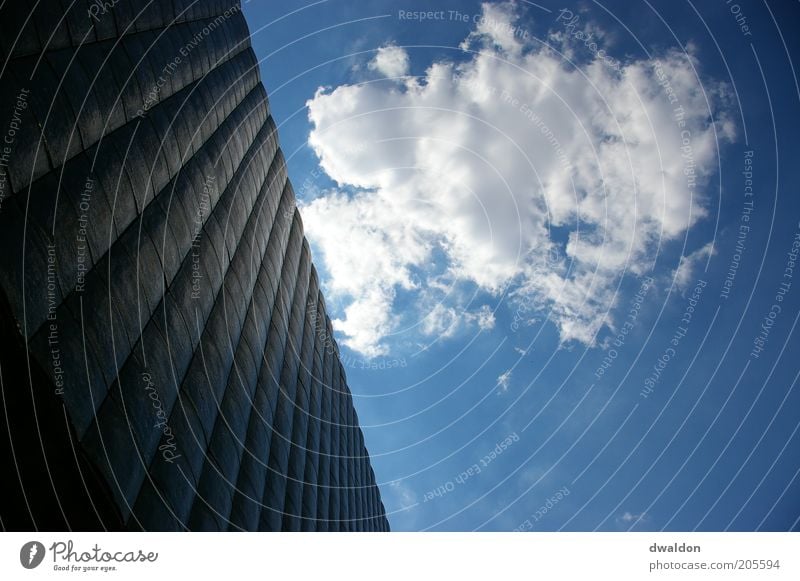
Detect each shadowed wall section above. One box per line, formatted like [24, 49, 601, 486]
[0, 0, 388, 532]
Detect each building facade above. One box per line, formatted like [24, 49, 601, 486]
[0, 0, 388, 531]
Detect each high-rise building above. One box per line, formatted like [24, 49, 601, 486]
[0, 0, 388, 532]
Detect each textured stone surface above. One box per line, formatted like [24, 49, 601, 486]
[0, 0, 388, 532]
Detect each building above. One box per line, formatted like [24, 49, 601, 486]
[0, 0, 388, 532]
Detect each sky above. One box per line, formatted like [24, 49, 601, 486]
[241, 0, 800, 531]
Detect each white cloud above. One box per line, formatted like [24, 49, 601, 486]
[673, 242, 715, 291]
[368, 44, 410, 78]
[461, 1, 527, 56]
[472, 304, 496, 330]
[388, 479, 417, 510]
[302, 1, 732, 356]
[420, 303, 496, 340]
[618, 511, 647, 524]
[421, 303, 461, 338]
[496, 369, 513, 393]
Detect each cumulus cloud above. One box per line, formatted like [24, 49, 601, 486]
[301, 1, 732, 356]
[368, 44, 410, 78]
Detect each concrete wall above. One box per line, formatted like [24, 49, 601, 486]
[0, 0, 388, 532]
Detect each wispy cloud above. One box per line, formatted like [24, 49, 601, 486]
[496, 369, 513, 394]
[388, 479, 418, 510]
[617, 511, 647, 525]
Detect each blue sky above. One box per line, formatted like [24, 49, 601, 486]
[241, 0, 800, 531]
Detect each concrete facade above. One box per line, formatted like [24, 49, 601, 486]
[0, 0, 388, 531]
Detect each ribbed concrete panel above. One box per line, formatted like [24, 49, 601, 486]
[346, 391, 359, 531]
[336, 361, 351, 531]
[300, 290, 325, 530]
[313, 316, 335, 531]
[0, 0, 244, 61]
[226, 190, 296, 531]
[80, 99, 275, 521]
[327, 350, 344, 531]
[258, 233, 312, 531]
[0, 0, 387, 532]
[281, 268, 319, 530]
[1, 13, 252, 197]
[58, 87, 271, 442]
